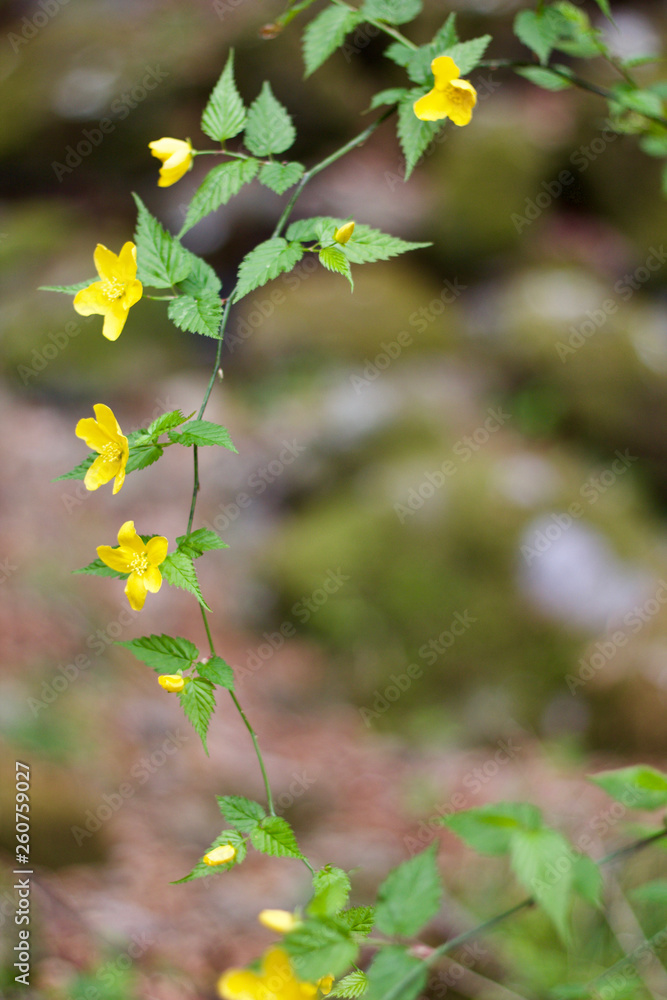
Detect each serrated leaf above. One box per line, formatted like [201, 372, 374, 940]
[319, 246, 353, 290]
[259, 161, 305, 194]
[329, 970, 369, 998]
[161, 551, 210, 610]
[364, 947, 427, 1000]
[441, 35, 491, 75]
[197, 656, 235, 690]
[443, 802, 543, 855]
[116, 633, 199, 673]
[125, 442, 164, 473]
[303, 5, 362, 77]
[510, 826, 575, 941]
[589, 765, 667, 811]
[172, 829, 246, 882]
[53, 453, 95, 482]
[201, 50, 246, 142]
[175, 528, 228, 558]
[133, 194, 192, 289]
[338, 906, 374, 937]
[513, 9, 557, 65]
[169, 419, 236, 451]
[309, 866, 352, 917]
[244, 82, 296, 156]
[217, 795, 266, 832]
[375, 845, 442, 937]
[233, 237, 304, 301]
[179, 676, 215, 752]
[180, 158, 259, 236]
[285, 918, 357, 981]
[147, 409, 188, 439]
[384, 41, 414, 69]
[250, 816, 303, 859]
[179, 253, 222, 298]
[397, 91, 441, 180]
[73, 558, 126, 579]
[40, 278, 97, 295]
[403, 14, 458, 84]
[515, 65, 572, 91]
[168, 293, 223, 339]
[369, 87, 409, 109]
[286, 217, 429, 262]
[360, 0, 422, 25]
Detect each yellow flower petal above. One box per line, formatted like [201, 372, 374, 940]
[204, 844, 236, 866]
[149, 137, 189, 159]
[92, 403, 122, 438]
[218, 969, 268, 1000]
[258, 910, 298, 935]
[124, 278, 143, 308]
[73, 282, 110, 316]
[125, 572, 148, 611]
[75, 416, 110, 451]
[413, 87, 453, 121]
[112, 465, 126, 495]
[101, 301, 129, 342]
[149, 137, 193, 187]
[146, 535, 169, 566]
[431, 55, 460, 87]
[158, 674, 185, 692]
[334, 221, 355, 245]
[84, 456, 118, 492]
[97, 544, 132, 574]
[142, 565, 162, 594]
[116, 241, 139, 284]
[317, 977, 334, 996]
[117, 520, 139, 548]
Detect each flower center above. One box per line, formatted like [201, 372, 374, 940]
[101, 277, 125, 301]
[100, 442, 121, 462]
[445, 83, 472, 107]
[130, 553, 149, 576]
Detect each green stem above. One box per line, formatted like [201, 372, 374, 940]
[229, 689, 276, 816]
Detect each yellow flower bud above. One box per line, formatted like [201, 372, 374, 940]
[258, 909, 298, 934]
[158, 674, 185, 693]
[318, 975, 334, 995]
[334, 221, 355, 244]
[203, 844, 236, 866]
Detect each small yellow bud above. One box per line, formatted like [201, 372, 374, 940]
[318, 975, 335, 995]
[334, 221, 355, 245]
[203, 844, 236, 866]
[258, 909, 298, 934]
[158, 674, 185, 693]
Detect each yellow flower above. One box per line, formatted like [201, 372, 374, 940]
[218, 947, 320, 1000]
[97, 520, 168, 611]
[203, 844, 237, 866]
[258, 910, 299, 935]
[73, 242, 143, 341]
[413, 56, 477, 126]
[75, 403, 129, 495]
[158, 674, 185, 693]
[334, 221, 355, 245]
[148, 137, 194, 187]
[317, 977, 334, 997]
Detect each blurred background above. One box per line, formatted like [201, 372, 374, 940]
[2, 0, 667, 996]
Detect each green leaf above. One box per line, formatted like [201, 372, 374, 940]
[201, 50, 246, 142]
[375, 845, 442, 937]
[308, 866, 352, 917]
[53, 453, 95, 482]
[125, 442, 164, 473]
[73, 558, 125, 579]
[571, 854, 603, 908]
[233, 237, 304, 301]
[384, 41, 414, 69]
[589, 765, 667, 811]
[592, 0, 613, 21]
[639, 133, 667, 157]
[397, 91, 443, 179]
[509, 826, 575, 941]
[548, 4, 605, 59]
[319, 246, 353, 290]
[443, 802, 543, 855]
[217, 795, 266, 832]
[402, 14, 458, 84]
[244, 82, 296, 156]
[116, 634, 199, 673]
[168, 293, 222, 339]
[250, 816, 303, 859]
[303, 5, 362, 77]
[147, 409, 189, 439]
[439, 35, 491, 76]
[179, 676, 215, 752]
[369, 87, 409, 109]
[611, 84, 665, 118]
[259, 161, 305, 194]
[133, 194, 192, 288]
[364, 947, 427, 1000]
[172, 829, 246, 882]
[179, 253, 222, 298]
[175, 528, 228, 558]
[161, 551, 210, 610]
[359, 0, 422, 25]
[631, 879, 667, 905]
[285, 918, 357, 981]
[169, 419, 236, 451]
[286, 217, 429, 262]
[515, 66, 572, 91]
[513, 9, 557, 64]
[197, 656, 235, 690]
[338, 906, 374, 937]
[329, 970, 369, 998]
[180, 158, 259, 236]
[39, 278, 96, 295]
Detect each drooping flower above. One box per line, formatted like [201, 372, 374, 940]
[258, 910, 299, 935]
[203, 844, 237, 866]
[97, 520, 168, 611]
[73, 242, 143, 341]
[413, 56, 477, 126]
[75, 403, 129, 495]
[148, 137, 194, 187]
[158, 674, 185, 693]
[218, 946, 322, 1000]
[334, 221, 355, 245]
